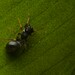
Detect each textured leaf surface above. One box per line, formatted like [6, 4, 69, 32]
[0, 0, 75, 75]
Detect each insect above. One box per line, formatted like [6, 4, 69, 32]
[6, 17, 34, 55]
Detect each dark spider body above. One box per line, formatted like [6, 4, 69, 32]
[6, 24, 34, 55]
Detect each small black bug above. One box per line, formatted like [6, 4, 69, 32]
[6, 17, 34, 55]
